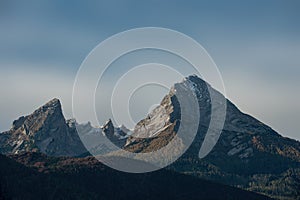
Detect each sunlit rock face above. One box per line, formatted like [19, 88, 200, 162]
[1, 75, 300, 200]
[123, 75, 300, 172]
[0, 98, 86, 156]
[1, 75, 299, 169]
[123, 75, 213, 154]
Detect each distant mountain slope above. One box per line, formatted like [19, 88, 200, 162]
[0, 152, 271, 200]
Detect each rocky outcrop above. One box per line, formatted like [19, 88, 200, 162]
[123, 75, 300, 169]
[101, 119, 128, 148]
[0, 75, 299, 199]
[121, 75, 300, 199]
[0, 98, 86, 156]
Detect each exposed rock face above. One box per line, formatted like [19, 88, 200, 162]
[0, 75, 299, 199]
[1, 103, 132, 157]
[124, 89, 180, 153]
[124, 75, 300, 168]
[66, 118, 131, 156]
[0, 98, 86, 156]
[0, 76, 298, 168]
[124, 75, 213, 154]
[101, 119, 128, 148]
[121, 75, 300, 199]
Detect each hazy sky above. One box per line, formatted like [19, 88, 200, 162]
[0, 0, 299, 140]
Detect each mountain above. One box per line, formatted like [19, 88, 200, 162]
[101, 119, 129, 148]
[0, 98, 133, 157]
[0, 75, 299, 199]
[120, 75, 300, 199]
[0, 152, 271, 200]
[0, 98, 86, 156]
[124, 75, 300, 164]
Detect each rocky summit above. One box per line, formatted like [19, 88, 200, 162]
[123, 75, 300, 168]
[0, 75, 300, 199]
[121, 75, 300, 199]
[0, 98, 86, 156]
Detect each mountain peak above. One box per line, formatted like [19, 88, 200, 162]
[101, 119, 114, 130]
[45, 98, 60, 107]
[0, 98, 86, 156]
[183, 74, 207, 85]
[40, 98, 62, 111]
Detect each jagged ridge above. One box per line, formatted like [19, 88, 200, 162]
[0, 98, 86, 156]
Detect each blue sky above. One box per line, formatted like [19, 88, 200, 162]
[0, 0, 299, 140]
